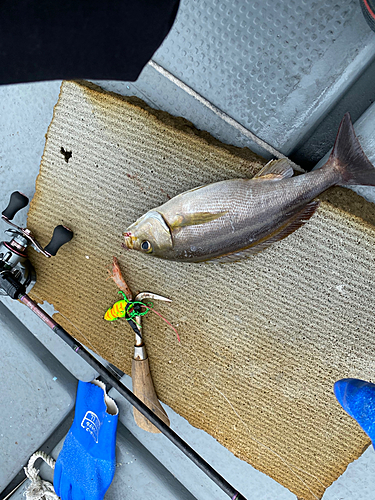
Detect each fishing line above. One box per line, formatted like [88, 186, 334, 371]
[45, 295, 324, 500]
[147, 307, 180, 342]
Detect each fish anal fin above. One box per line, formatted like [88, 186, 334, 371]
[208, 201, 320, 263]
[253, 159, 294, 181]
[170, 211, 227, 230]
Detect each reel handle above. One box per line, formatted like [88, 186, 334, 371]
[44, 225, 73, 256]
[2, 191, 29, 220]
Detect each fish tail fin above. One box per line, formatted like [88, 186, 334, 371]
[324, 112, 375, 186]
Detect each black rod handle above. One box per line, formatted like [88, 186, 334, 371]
[44, 225, 73, 256]
[2, 191, 29, 220]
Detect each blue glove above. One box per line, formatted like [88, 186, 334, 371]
[54, 380, 119, 500]
[334, 378, 375, 446]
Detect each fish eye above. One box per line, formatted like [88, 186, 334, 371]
[141, 240, 152, 253]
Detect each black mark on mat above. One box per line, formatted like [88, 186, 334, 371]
[60, 147, 72, 163]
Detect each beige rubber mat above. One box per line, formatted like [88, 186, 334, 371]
[28, 81, 375, 499]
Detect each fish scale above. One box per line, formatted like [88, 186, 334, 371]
[168, 174, 329, 261]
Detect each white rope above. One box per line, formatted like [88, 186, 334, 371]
[23, 451, 59, 500]
[148, 60, 305, 173]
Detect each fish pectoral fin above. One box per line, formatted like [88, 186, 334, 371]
[170, 211, 227, 230]
[253, 159, 294, 181]
[208, 201, 320, 263]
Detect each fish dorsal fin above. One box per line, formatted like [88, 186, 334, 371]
[253, 159, 294, 181]
[207, 201, 320, 263]
[169, 211, 227, 230]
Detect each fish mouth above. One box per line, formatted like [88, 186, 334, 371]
[123, 232, 135, 249]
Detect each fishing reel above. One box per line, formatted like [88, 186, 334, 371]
[0, 191, 73, 298]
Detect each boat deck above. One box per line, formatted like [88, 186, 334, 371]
[2, 1, 375, 498]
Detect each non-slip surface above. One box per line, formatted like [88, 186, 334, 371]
[153, 0, 375, 154]
[27, 81, 375, 499]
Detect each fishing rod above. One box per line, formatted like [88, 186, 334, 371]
[0, 191, 247, 500]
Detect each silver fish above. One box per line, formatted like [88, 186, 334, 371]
[124, 114, 375, 263]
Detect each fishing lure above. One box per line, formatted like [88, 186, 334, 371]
[105, 256, 180, 341]
[104, 291, 149, 324]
